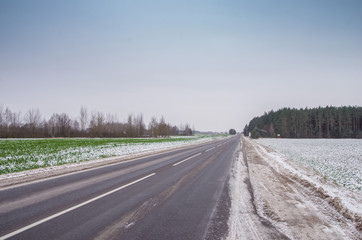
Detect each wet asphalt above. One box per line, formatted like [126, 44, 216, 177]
[0, 136, 240, 240]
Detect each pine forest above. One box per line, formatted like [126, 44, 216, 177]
[244, 106, 362, 138]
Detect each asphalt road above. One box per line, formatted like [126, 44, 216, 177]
[0, 136, 240, 240]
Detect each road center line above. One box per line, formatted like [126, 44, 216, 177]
[172, 153, 202, 166]
[205, 147, 215, 152]
[0, 173, 156, 240]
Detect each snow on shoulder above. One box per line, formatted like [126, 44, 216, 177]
[229, 137, 361, 240]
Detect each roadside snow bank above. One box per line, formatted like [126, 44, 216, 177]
[242, 137, 361, 240]
[228, 138, 292, 240]
[254, 138, 362, 220]
[228, 141, 268, 240]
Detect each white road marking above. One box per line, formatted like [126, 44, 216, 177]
[0, 173, 156, 240]
[172, 153, 202, 166]
[205, 147, 215, 152]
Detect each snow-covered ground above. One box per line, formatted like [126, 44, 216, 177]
[255, 138, 362, 192]
[228, 137, 361, 240]
[227, 141, 285, 240]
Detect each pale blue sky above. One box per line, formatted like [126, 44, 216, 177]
[1, 0, 361, 132]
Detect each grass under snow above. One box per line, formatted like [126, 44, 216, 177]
[255, 138, 362, 192]
[0, 135, 225, 174]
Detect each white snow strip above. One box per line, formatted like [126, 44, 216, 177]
[227, 141, 266, 240]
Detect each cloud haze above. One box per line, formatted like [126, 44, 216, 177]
[1, 0, 361, 132]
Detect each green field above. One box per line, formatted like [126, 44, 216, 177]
[0, 136, 223, 174]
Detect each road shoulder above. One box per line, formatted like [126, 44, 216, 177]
[239, 137, 361, 240]
[227, 137, 287, 240]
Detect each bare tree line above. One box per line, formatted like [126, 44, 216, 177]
[0, 105, 193, 138]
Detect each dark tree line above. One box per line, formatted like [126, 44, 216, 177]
[0, 106, 193, 138]
[244, 106, 362, 138]
[229, 129, 236, 135]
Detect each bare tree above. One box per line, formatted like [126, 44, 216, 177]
[4, 108, 21, 137]
[0, 105, 4, 136]
[170, 125, 179, 135]
[58, 113, 71, 137]
[96, 112, 104, 137]
[104, 113, 118, 137]
[158, 116, 170, 137]
[71, 119, 80, 132]
[24, 109, 42, 128]
[48, 114, 56, 137]
[89, 112, 97, 137]
[134, 114, 145, 137]
[0, 105, 191, 138]
[149, 116, 158, 138]
[47, 113, 71, 137]
[127, 114, 134, 137]
[80, 106, 88, 131]
[23, 109, 42, 137]
[0, 105, 3, 126]
[88, 111, 105, 137]
[4, 107, 19, 127]
[183, 123, 193, 136]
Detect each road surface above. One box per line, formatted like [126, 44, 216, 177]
[0, 136, 240, 240]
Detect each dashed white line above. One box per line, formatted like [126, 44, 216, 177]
[205, 147, 215, 152]
[0, 173, 156, 240]
[172, 153, 202, 166]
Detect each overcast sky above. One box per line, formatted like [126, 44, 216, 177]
[1, 0, 361, 132]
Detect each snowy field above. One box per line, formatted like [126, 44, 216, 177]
[228, 137, 362, 239]
[0, 135, 226, 174]
[255, 138, 362, 192]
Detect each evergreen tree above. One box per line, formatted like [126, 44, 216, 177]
[247, 106, 362, 138]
